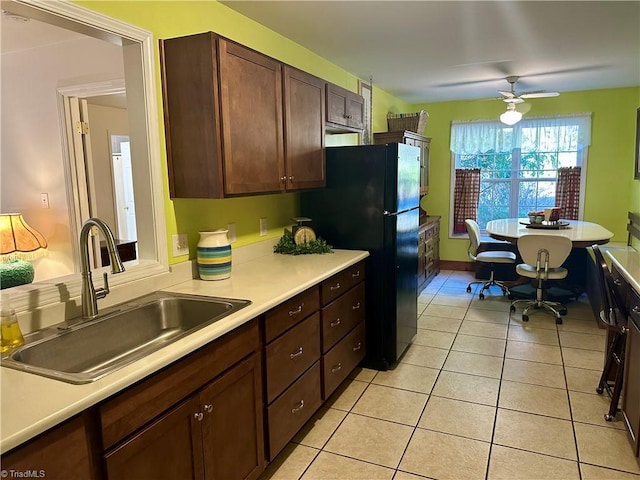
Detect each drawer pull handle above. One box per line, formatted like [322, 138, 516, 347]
[352, 271, 360, 278]
[291, 400, 305, 413]
[614, 278, 622, 286]
[331, 363, 342, 373]
[330, 282, 341, 291]
[290, 347, 304, 359]
[289, 304, 303, 316]
[194, 412, 204, 421]
[330, 318, 341, 328]
[203, 404, 213, 414]
[352, 302, 361, 310]
[353, 342, 362, 352]
[633, 306, 640, 314]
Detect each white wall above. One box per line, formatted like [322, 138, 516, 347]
[1, 37, 124, 282]
[86, 103, 129, 235]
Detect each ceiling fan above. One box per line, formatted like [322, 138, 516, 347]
[499, 76, 560, 104]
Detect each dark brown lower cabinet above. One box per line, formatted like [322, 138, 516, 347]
[623, 290, 640, 457]
[1, 413, 100, 480]
[104, 354, 264, 480]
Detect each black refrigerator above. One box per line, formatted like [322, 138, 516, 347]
[301, 143, 420, 370]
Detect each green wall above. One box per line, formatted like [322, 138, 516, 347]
[76, 0, 411, 264]
[416, 87, 640, 262]
[77, 1, 639, 265]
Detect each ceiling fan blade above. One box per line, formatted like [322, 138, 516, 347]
[498, 90, 515, 98]
[520, 91, 560, 99]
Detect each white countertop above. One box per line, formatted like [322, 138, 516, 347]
[485, 218, 614, 245]
[0, 248, 368, 453]
[606, 247, 640, 293]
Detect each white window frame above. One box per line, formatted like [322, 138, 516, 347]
[448, 115, 590, 238]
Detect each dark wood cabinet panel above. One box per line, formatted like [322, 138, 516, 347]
[284, 66, 326, 190]
[325, 83, 364, 133]
[1, 414, 100, 480]
[264, 286, 320, 343]
[104, 396, 204, 480]
[218, 39, 284, 195]
[100, 319, 259, 450]
[160, 32, 223, 199]
[320, 261, 365, 305]
[321, 282, 365, 353]
[161, 33, 325, 198]
[266, 362, 322, 459]
[201, 354, 265, 480]
[265, 312, 321, 402]
[418, 217, 440, 293]
[322, 321, 366, 399]
[623, 289, 640, 456]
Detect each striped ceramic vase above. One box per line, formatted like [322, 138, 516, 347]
[197, 229, 231, 280]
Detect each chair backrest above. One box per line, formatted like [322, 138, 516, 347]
[592, 244, 627, 327]
[464, 219, 481, 259]
[517, 234, 573, 269]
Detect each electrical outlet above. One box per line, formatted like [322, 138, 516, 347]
[227, 223, 237, 243]
[40, 193, 50, 209]
[259, 218, 268, 236]
[172, 233, 189, 257]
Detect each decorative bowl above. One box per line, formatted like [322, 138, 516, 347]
[528, 214, 544, 224]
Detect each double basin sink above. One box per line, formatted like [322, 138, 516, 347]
[1, 292, 251, 384]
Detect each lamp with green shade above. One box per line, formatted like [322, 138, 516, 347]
[0, 213, 48, 289]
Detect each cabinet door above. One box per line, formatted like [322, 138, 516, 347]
[346, 93, 364, 130]
[326, 83, 364, 132]
[283, 67, 325, 190]
[200, 354, 265, 480]
[160, 32, 224, 198]
[419, 138, 430, 195]
[104, 396, 205, 480]
[219, 39, 284, 195]
[2, 414, 99, 480]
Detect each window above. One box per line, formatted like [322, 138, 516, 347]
[450, 115, 591, 231]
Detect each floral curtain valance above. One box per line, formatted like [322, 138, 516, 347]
[450, 114, 592, 155]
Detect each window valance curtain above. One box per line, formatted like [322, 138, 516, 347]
[450, 114, 592, 155]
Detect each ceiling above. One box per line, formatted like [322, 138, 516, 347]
[220, 0, 640, 103]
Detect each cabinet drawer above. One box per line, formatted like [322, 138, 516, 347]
[267, 362, 322, 460]
[100, 319, 259, 449]
[321, 282, 365, 353]
[322, 322, 366, 399]
[265, 312, 321, 403]
[264, 287, 319, 343]
[321, 261, 365, 305]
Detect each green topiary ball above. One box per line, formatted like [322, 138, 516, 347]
[0, 260, 35, 289]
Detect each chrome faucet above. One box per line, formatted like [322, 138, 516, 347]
[80, 218, 125, 319]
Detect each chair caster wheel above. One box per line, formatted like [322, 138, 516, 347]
[604, 414, 614, 422]
[479, 293, 485, 300]
[560, 308, 568, 316]
[522, 314, 529, 322]
[510, 305, 516, 312]
[466, 286, 471, 293]
[596, 386, 604, 394]
[556, 317, 563, 325]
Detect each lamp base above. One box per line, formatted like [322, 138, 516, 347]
[0, 260, 35, 289]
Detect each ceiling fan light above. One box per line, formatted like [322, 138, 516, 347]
[500, 104, 522, 125]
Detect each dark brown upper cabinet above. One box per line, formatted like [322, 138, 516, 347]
[325, 82, 365, 133]
[160, 32, 325, 198]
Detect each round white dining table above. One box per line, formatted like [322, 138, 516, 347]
[485, 218, 614, 248]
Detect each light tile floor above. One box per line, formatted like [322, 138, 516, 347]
[260, 270, 640, 480]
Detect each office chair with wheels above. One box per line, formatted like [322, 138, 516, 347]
[592, 244, 628, 421]
[509, 234, 572, 324]
[465, 219, 517, 300]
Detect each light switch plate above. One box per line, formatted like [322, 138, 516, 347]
[172, 233, 189, 257]
[260, 218, 267, 236]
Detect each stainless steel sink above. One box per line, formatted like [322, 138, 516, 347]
[1, 292, 251, 384]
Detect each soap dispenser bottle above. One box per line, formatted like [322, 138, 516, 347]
[1, 294, 24, 353]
